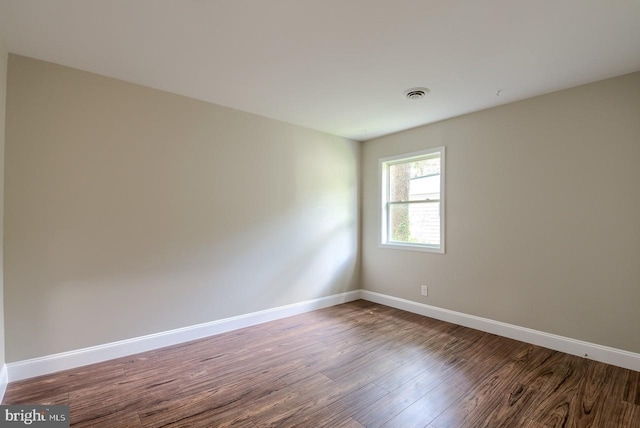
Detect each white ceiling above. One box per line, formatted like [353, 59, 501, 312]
[1, 0, 639, 141]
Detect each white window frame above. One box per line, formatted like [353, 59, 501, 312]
[379, 146, 445, 254]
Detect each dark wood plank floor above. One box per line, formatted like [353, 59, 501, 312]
[4, 300, 639, 427]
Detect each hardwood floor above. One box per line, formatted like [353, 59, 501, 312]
[3, 300, 639, 427]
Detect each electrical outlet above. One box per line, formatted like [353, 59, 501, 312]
[421, 285, 428, 296]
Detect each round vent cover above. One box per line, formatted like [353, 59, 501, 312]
[404, 87, 430, 100]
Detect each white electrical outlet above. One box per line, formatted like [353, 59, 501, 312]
[421, 285, 428, 296]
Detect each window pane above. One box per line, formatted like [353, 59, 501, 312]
[389, 157, 440, 202]
[389, 202, 440, 245]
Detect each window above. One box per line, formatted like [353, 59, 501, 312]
[379, 147, 445, 253]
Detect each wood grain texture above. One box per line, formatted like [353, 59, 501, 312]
[3, 300, 639, 427]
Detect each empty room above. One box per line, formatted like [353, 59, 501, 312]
[0, 1, 639, 427]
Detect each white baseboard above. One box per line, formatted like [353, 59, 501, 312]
[360, 290, 640, 372]
[7, 290, 361, 382]
[0, 364, 8, 403]
[7, 288, 638, 383]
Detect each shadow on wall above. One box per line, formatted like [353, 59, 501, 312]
[35, 210, 358, 351]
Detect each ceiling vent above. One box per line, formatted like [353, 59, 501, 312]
[404, 87, 430, 100]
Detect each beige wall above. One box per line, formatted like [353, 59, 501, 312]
[362, 72, 640, 353]
[4, 55, 360, 362]
[0, 40, 7, 367]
